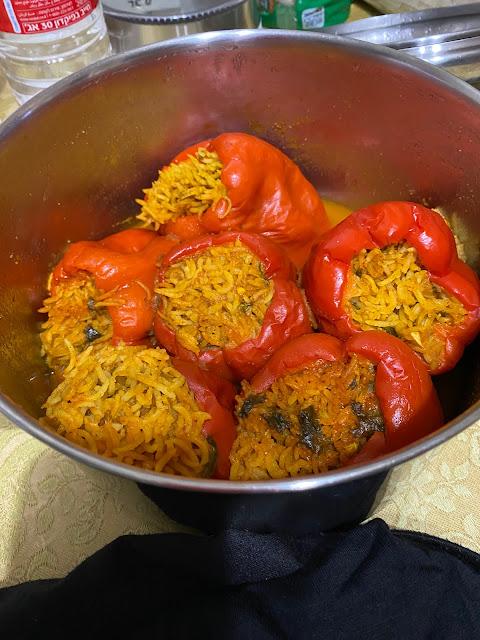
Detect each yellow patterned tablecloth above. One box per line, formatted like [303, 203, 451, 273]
[2, 413, 480, 589]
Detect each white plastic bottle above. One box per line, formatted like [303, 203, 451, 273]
[0, 0, 112, 104]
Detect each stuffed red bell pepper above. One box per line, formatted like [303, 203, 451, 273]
[43, 343, 237, 479]
[154, 231, 312, 381]
[304, 201, 480, 374]
[229, 331, 444, 480]
[40, 229, 178, 371]
[136, 132, 329, 268]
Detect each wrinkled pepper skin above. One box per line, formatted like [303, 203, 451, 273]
[303, 201, 480, 374]
[250, 332, 444, 464]
[162, 132, 329, 268]
[172, 359, 237, 480]
[154, 231, 312, 381]
[51, 229, 177, 344]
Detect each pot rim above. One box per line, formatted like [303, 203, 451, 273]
[3, 28, 480, 494]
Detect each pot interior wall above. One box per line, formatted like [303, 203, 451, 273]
[0, 34, 479, 424]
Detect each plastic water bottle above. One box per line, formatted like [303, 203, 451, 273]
[0, 0, 111, 104]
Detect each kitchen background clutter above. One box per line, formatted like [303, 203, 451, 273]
[259, 1, 351, 29]
[99, 0, 480, 55]
[363, 0, 479, 12]
[0, 0, 111, 104]
[102, 0, 259, 53]
[0, 0, 478, 104]
[325, 3, 480, 87]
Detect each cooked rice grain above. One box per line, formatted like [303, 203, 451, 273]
[346, 243, 467, 370]
[230, 355, 383, 480]
[136, 148, 230, 229]
[156, 240, 274, 354]
[43, 343, 213, 477]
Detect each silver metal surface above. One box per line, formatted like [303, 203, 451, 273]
[102, 0, 251, 23]
[323, 4, 480, 84]
[0, 30, 480, 493]
[102, 0, 258, 52]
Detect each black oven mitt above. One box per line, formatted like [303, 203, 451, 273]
[0, 518, 479, 639]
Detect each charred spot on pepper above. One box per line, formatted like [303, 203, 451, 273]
[263, 409, 291, 434]
[357, 416, 384, 437]
[202, 437, 218, 478]
[350, 401, 385, 438]
[351, 401, 363, 417]
[238, 393, 266, 418]
[298, 405, 326, 454]
[84, 325, 103, 343]
[384, 326, 399, 337]
[258, 262, 269, 281]
[239, 302, 253, 315]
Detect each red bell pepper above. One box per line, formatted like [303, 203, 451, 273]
[51, 229, 177, 344]
[304, 201, 480, 374]
[251, 331, 444, 464]
[172, 359, 237, 480]
[154, 231, 312, 381]
[141, 132, 329, 269]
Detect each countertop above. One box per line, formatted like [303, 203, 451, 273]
[1, 1, 480, 588]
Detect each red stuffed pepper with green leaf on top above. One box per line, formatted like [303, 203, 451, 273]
[136, 132, 329, 268]
[229, 332, 444, 480]
[154, 231, 313, 381]
[304, 201, 480, 374]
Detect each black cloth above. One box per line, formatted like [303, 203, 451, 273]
[1, 518, 480, 639]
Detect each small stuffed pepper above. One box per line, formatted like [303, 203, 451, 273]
[154, 231, 312, 381]
[229, 332, 443, 480]
[136, 132, 329, 268]
[42, 229, 177, 370]
[43, 343, 237, 479]
[304, 201, 480, 374]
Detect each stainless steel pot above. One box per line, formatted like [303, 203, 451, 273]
[101, 0, 259, 53]
[1, 30, 480, 532]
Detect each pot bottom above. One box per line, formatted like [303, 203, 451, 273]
[139, 471, 388, 534]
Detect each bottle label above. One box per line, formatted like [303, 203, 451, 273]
[300, 6, 325, 29]
[0, 0, 98, 34]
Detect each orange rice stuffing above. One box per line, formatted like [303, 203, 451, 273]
[345, 243, 466, 371]
[229, 354, 384, 480]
